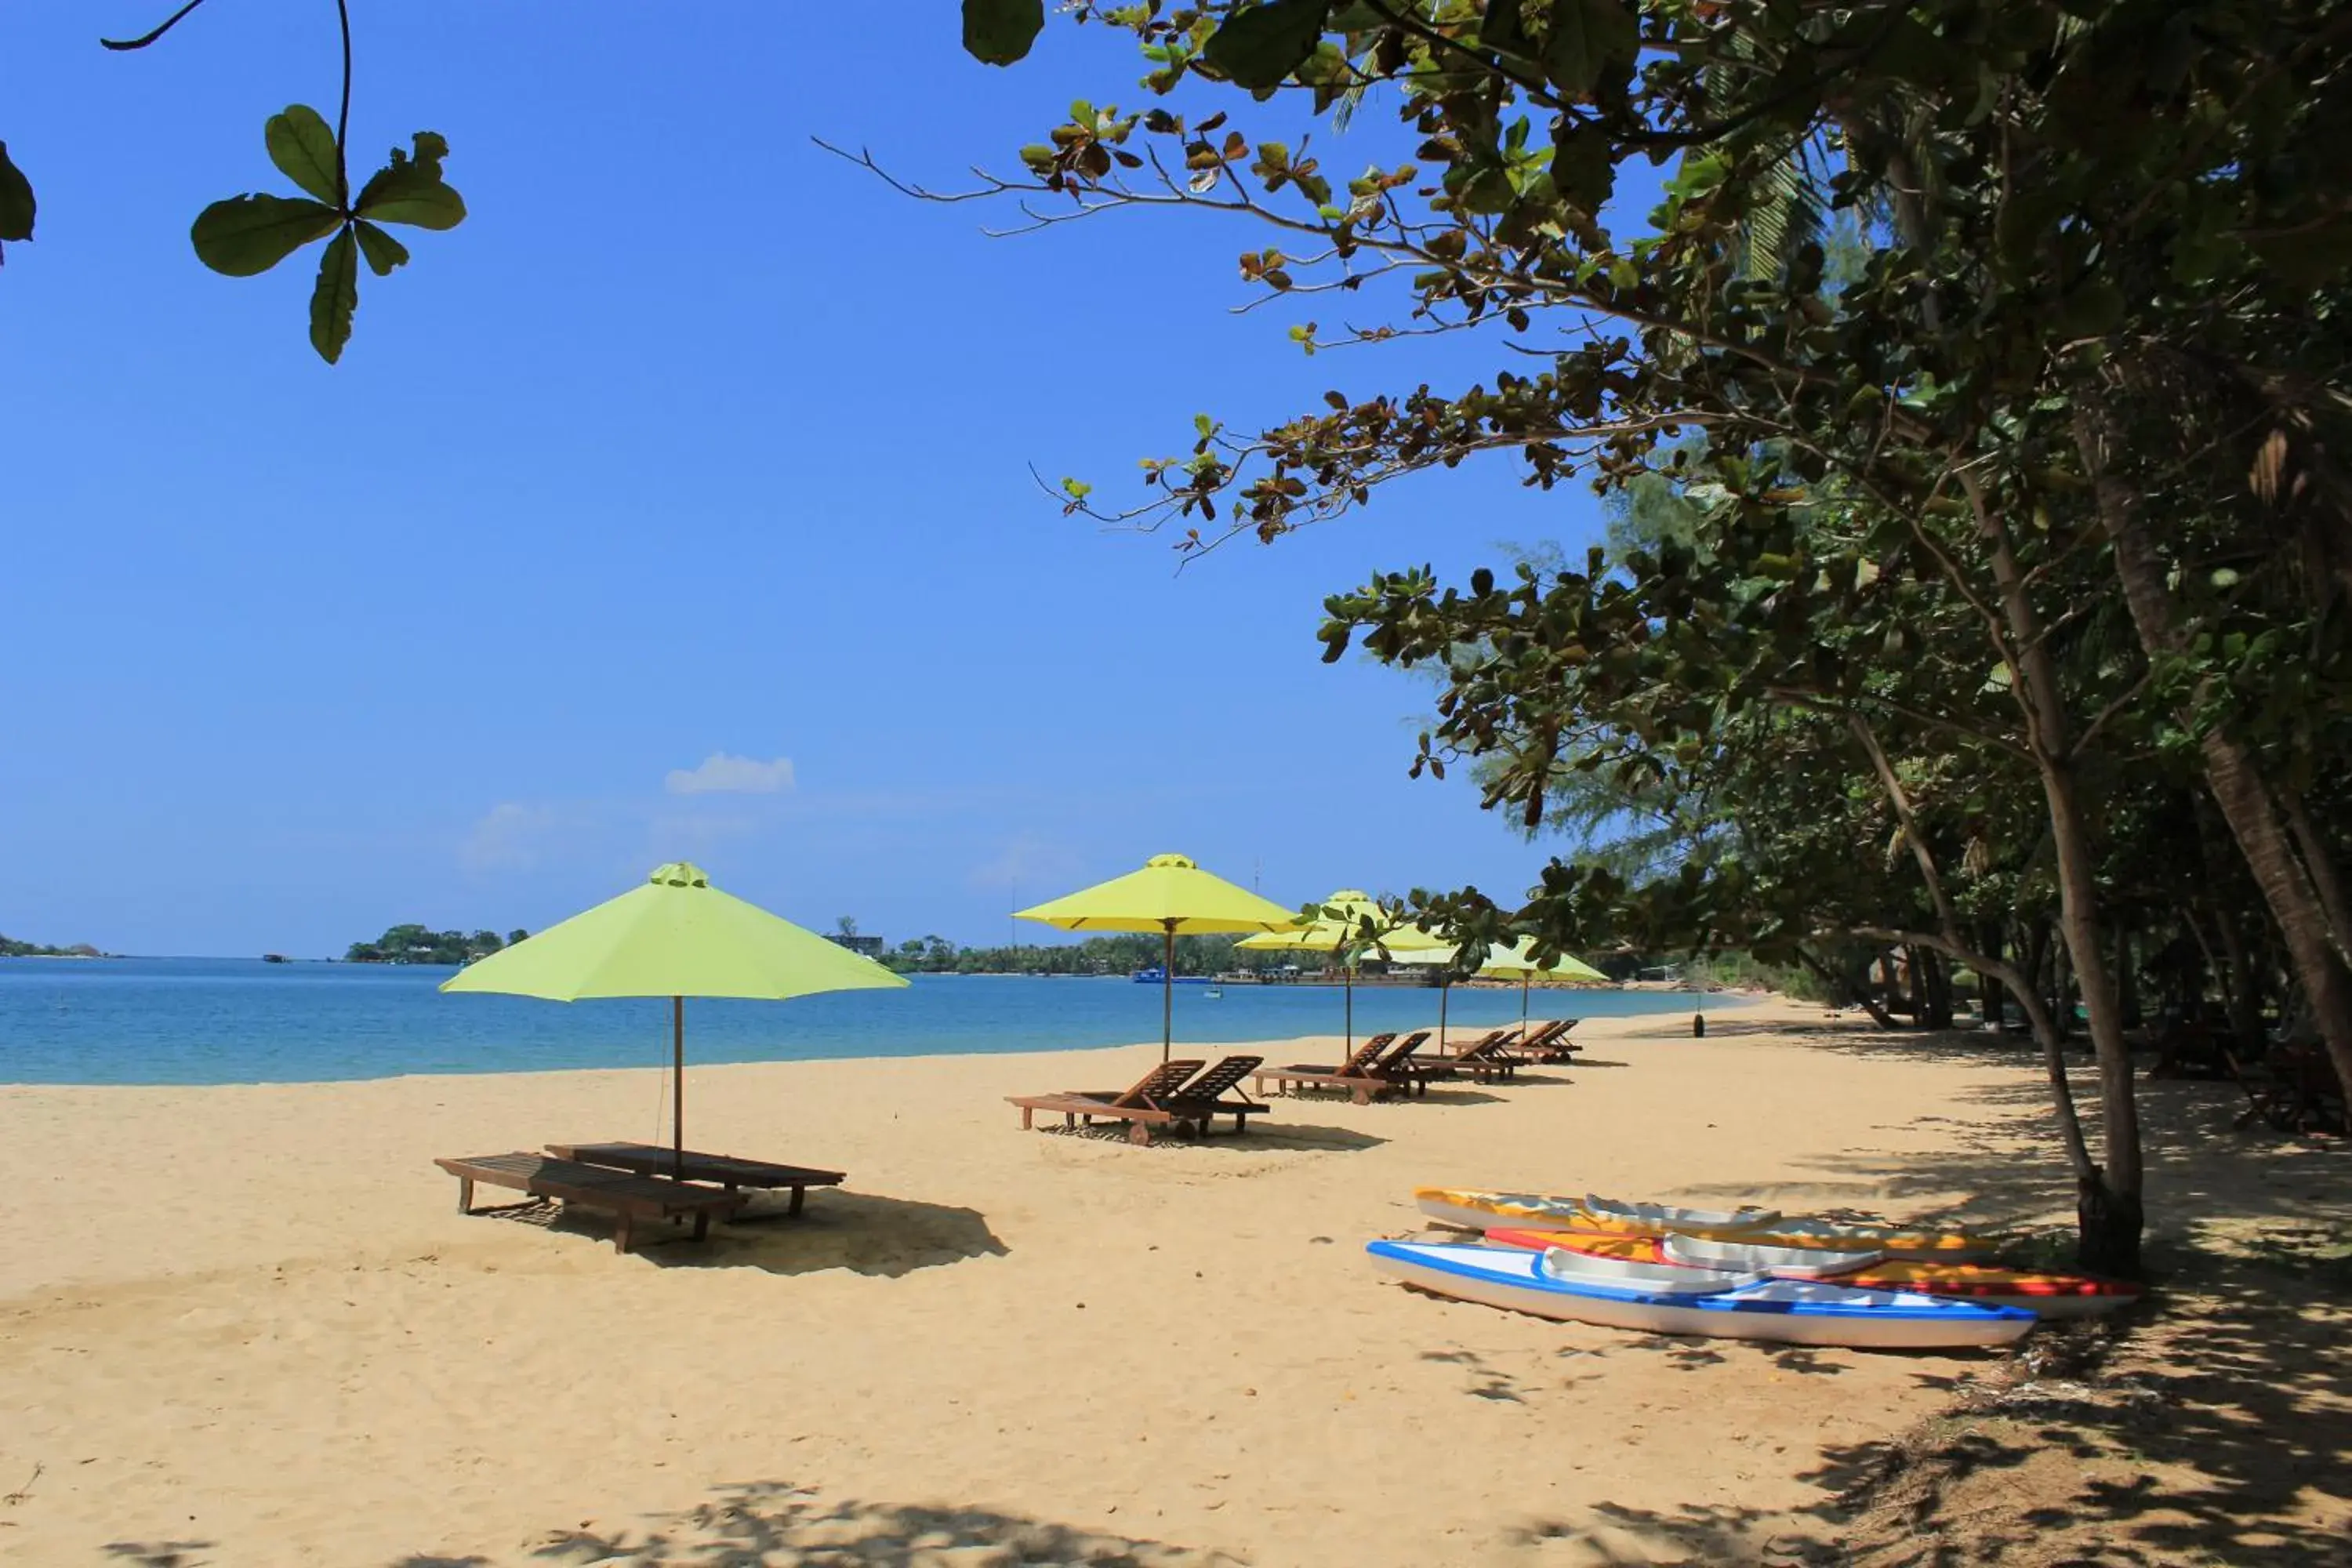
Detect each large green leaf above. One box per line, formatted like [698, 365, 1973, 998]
[962, 0, 1044, 66]
[309, 227, 358, 364]
[1544, 0, 1639, 96]
[0, 141, 34, 245]
[354, 166, 466, 230]
[354, 133, 466, 230]
[352, 219, 410, 277]
[265, 104, 341, 205]
[1203, 0, 1333, 93]
[190, 193, 339, 276]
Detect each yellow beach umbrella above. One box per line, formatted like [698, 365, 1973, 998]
[1476, 935, 1610, 1027]
[441, 862, 906, 1177]
[1014, 853, 1298, 1061]
[1238, 890, 1455, 1051]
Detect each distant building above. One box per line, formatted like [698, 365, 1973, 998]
[827, 933, 886, 957]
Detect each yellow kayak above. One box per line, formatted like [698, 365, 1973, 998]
[1415, 1187, 1995, 1260]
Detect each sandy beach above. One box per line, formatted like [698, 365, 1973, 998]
[4, 1000, 2346, 1566]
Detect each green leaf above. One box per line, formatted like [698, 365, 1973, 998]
[1545, 0, 1639, 96]
[962, 0, 1045, 66]
[0, 140, 34, 245]
[352, 219, 410, 276]
[190, 194, 340, 276]
[265, 105, 341, 205]
[354, 133, 466, 230]
[1551, 122, 1613, 212]
[1203, 0, 1332, 93]
[309, 227, 358, 364]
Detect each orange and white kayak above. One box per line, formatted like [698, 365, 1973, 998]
[1414, 1187, 1777, 1234]
[1484, 1227, 2137, 1316]
[1417, 1187, 1991, 1259]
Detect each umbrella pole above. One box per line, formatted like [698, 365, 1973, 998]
[1522, 975, 1531, 1029]
[1161, 921, 1176, 1063]
[672, 995, 685, 1179]
[1439, 980, 1450, 1056]
[1345, 962, 1355, 1051]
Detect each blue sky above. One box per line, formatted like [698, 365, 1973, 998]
[2, 6, 1626, 956]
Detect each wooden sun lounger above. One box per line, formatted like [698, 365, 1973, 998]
[434, 1152, 746, 1254]
[1253, 1032, 1430, 1104]
[1436, 1030, 1522, 1082]
[1498, 1018, 1582, 1063]
[545, 1142, 847, 1216]
[1007, 1058, 1206, 1145]
[1164, 1054, 1270, 1136]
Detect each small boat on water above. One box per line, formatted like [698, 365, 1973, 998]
[1367, 1240, 2034, 1350]
[1479, 1228, 2137, 1318]
[1131, 967, 1213, 985]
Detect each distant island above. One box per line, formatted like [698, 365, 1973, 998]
[345, 924, 528, 965]
[0, 933, 106, 958]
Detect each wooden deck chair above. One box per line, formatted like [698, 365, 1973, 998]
[1007, 1058, 1207, 1145]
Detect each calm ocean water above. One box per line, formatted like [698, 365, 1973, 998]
[0, 956, 1721, 1086]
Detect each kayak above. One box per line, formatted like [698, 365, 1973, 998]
[1486, 1227, 1666, 1261]
[1654, 1232, 1883, 1279]
[1662, 1234, 2138, 1317]
[1416, 1187, 1989, 1258]
[1368, 1240, 2034, 1350]
[1480, 1229, 2138, 1318]
[1581, 1192, 1784, 1230]
[1569, 1207, 1998, 1261]
[1414, 1187, 1777, 1233]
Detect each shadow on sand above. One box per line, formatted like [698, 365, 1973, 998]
[470, 1189, 1008, 1278]
[1026, 1120, 1388, 1153]
[386, 1480, 1242, 1566]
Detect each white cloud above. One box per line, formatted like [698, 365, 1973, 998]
[665, 753, 797, 797]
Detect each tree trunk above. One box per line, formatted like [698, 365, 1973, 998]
[2281, 787, 2352, 969]
[1906, 945, 1930, 1025]
[2082, 409, 2352, 1098]
[1797, 945, 1900, 1029]
[1981, 924, 2005, 1029]
[1969, 477, 2143, 1274]
[2114, 926, 2140, 1030]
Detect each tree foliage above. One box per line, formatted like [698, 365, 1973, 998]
[932, 0, 2352, 1272]
[8, 2, 463, 362]
[344, 924, 506, 966]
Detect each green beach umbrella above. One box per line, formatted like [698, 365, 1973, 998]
[1013, 853, 1298, 1061]
[441, 862, 906, 1177]
[1237, 891, 1455, 1051]
[1476, 936, 1610, 1027]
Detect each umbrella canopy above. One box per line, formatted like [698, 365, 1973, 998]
[1013, 853, 1297, 1060]
[1475, 935, 1610, 1025]
[1238, 891, 1455, 1050]
[441, 861, 906, 1174]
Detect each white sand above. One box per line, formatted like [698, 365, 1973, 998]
[0, 1000, 2093, 1566]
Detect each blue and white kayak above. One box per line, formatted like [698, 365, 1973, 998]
[1367, 1240, 2034, 1350]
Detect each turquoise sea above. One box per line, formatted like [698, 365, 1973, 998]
[0, 956, 1718, 1086]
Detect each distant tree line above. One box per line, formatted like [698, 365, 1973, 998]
[0, 934, 102, 958]
[880, 932, 1298, 977]
[345, 924, 528, 965]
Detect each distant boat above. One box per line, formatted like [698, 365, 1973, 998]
[1203, 985, 1224, 1000]
[1131, 967, 1211, 985]
[261, 953, 289, 964]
